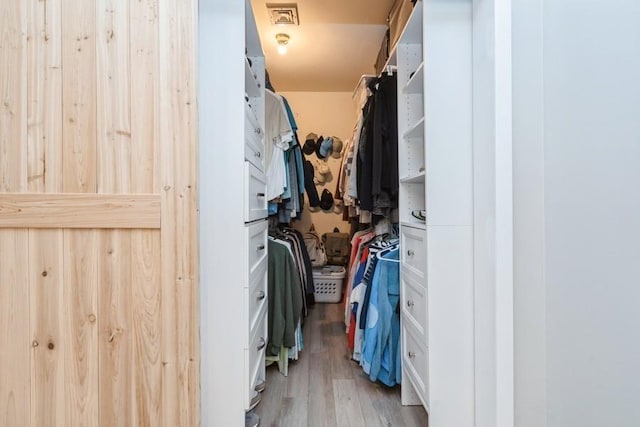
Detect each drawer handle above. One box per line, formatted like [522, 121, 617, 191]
[257, 338, 266, 351]
[256, 128, 262, 135]
[408, 351, 416, 359]
[407, 300, 415, 308]
[257, 290, 266, 301]
[255, 151, 261, 158]
[407, 249, 415, 257]
[256, 192, 265, 198]
[257, 244, 265, 251]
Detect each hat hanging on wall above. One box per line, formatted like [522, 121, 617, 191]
[319, 189, 334, 210]
[331, 137, 344, 159]
[316, 161, 330, 175]
[302, 133, 318, 155]
[317, 136, 334, 159]
[314, 135, 324, 158]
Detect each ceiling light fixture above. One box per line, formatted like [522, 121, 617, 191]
[276, 33, 290, 55]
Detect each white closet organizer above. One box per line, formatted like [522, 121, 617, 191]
[200, 0, 269, 424]
[241, 0, 269, 416]
[394, 0, 475, 425]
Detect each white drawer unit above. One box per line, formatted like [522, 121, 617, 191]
[402, 323, 429, 408]
[247, 257, 268, 335]
[244, 305, 268, 409]
[244, 161, 268, 222]
[400, 225, 426, 280]
[401, 272, 427, 338]
[203, 0, 269, 423]
[244, 103, 265, 172]
[244, 219, 268, 281]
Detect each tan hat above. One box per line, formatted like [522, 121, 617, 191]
[316, 161, 330, 175]
[331, 137, 344, 158]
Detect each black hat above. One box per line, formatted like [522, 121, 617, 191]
[303, 133, 318, 155]
[314, 135, 324, 158]
[319, 189, 334, 211]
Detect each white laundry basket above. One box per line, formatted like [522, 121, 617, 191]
[312, 265, 347, 303]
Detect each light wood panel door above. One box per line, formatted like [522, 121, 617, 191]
[0, 0, 198, 425]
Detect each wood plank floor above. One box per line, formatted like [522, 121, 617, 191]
[255, 302, 429, 427]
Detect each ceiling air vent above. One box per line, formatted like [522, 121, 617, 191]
[267, 3, 300, 26]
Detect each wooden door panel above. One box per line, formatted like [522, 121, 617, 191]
[98, 229, 133, 427]
[29, 229, 65, 426]
[0, 230, 30, 426]
[64, 229, 100, 427]
[131, 229, 163, 426]
[61, 0, 97, 195]
[0, 0, 197, 424]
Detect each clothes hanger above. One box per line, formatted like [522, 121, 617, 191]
[376, 245, 400, 263]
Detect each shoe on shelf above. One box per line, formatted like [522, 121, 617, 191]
[245, 410, 260, 427]
[411, 210, 426, 222]
[248, 389, 261, 411]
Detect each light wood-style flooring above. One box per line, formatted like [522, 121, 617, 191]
[255, 301, 429, 427]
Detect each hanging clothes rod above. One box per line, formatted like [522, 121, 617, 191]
[383, 64, 398, 75]
[351, 74, 376, 98]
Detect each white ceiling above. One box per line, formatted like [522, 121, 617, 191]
[250, 0, 396, 92]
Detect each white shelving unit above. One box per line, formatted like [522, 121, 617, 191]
[396, 1, 475, 425]
[200, 0, 268, 425]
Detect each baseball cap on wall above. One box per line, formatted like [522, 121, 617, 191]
[319, 189, 334, 210]
[331, 137, 344, 158]
[317, 137, 334, 159]
[302, 133, 318, 155]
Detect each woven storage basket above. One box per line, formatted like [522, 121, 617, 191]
[312, 266, 346, 303]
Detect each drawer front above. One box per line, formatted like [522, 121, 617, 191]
[244, 220, 268, 283]
[402, 323, 429, 404]
[248, 257, 268, 336]
[245, 306, 267, 409]
[244, 162, 268, 222]
[245, 105, 264, 171]
[401, 225, 426, 279]
[244, 129, 264, 171]
[245, 101, 262, 132]
[401, 272, 427, 338]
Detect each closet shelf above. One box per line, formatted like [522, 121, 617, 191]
[403, 117, 425, 140]
[396, 0, 423, 46]
[400, 171, 426, 184]
[401, 220, 426, 231]
[403, 62, 424, 94]
[245, 57, 261, 97]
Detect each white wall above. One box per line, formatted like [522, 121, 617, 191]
[280, 91, 357, 236]
[513, 1, 640, 426]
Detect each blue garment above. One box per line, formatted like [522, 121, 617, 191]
[281, 150, 292, 200]
[351, 257, 368, 315]
[361, 248, 400, 387]
[280, 97, 299, 201]
[282, 97, 298, 132]
[268, 202, 279, 215]
[360, 261, 380, 376]
[293, 143, 305, 194]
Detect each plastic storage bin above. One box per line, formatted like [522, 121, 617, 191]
[312, 265, 346, 303]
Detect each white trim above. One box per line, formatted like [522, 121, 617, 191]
[494, 0, 514, 425]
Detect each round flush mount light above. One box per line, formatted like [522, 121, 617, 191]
[276, 33, 290, 55]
